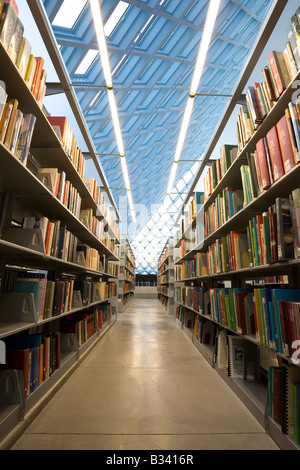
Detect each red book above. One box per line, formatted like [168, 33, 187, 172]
[256, 139, 271, 190]
[266, 126, 285, 182]
[31, 57, 44, 99]
[47, 116, 68, 143]
[276, 115, 296, 173]
[234, 291, 249, 335]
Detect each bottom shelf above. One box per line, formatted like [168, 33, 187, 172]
[175, 319, 300, 451]
[0, 313, 117, 449]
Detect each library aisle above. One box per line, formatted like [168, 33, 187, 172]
[10, 298, 279, 451]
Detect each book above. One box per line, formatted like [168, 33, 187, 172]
[276, 115, 296, 173]
[0, 81, 7, 123]
[255, 139, 272, 190]
[25, 54, 37, 90]
[16, 37, 32, 80]
[262, 66, 277, 102]
[0, 97, 17, 144]
[7, 16, 23, 64]
[266, 126, 285, 182]
[14, 114, 36, 164]
[288, 102, 300, 163]
[0, 1, 18, 51]
[6, 108, 23, 153]
[292, 188, 300, 259]
[31, 57, 44, 99]
[276, 197, 294, 261]
[268, 51, 290, 97]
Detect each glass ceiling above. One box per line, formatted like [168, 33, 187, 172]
[41, 0, 273, 274]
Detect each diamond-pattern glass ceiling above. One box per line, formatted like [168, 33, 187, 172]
[40, 0, 273, 273]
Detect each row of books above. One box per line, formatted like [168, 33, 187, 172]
[204, 187, 244, 238]
[176, 192, 204, 240]
[20, 215, 119, 265]
[158, 294, 169, 309]
[46, 119, 120, 241]
[206, 193, 300, 275]
[174, 285, 202, 313]
[176, 220, 204, 259]
[208, 286, 300, 360]
[240, 105, 300, 208]
[0, 87, 36, 165]
[98, 303, 113, 328]
[203, 145, 238, 202]
[175, 304, 197, 332]
[157, 246, 169, 271]
[1, 268, 117, 321]
[0, 0, 47, 107]
[47, 116, 86, 178]
[1, 302, 115, 399]
[33, 171, 119, 252]
[2, 332, 61, 398]
[84, 177, 119, 240]
[157, 285, 171, 296]
[79, 208, 116, 248]
[119, 267, 135, 282]
[60, 312, 95, 347]
[236, 6, 300, 152]
[175, 283, 300, 363]
[121, 244, 136, 269]
[175, 252, 208, 280]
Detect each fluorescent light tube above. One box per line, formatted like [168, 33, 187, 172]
[121, 156, 130, 190]
[89, 0, 113, 88]
[167, 162, 177, 195]
[190, 0, 221, 96]
[107, 88, 125, 156]
[127, 190, 136, 222]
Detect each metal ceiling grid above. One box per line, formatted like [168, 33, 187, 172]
[40, 0, 273, 274]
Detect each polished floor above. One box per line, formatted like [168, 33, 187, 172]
[11, 298, 279, 450]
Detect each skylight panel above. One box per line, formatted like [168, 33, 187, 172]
[52, 0, 87, 29]
[104, 1, 129, 37]
[75, 49, 98, 75]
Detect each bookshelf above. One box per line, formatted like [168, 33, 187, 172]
[118, 240, 135, 313]
[173, 6, 300, 451]
[0, 1, 120, 447]
[157, 238, 175, 315]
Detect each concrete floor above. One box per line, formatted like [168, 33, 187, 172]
[11, 298, 279, 450]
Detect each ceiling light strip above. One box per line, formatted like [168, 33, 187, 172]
[89, 0, 135, 220]
[166, 0, 221, 196]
